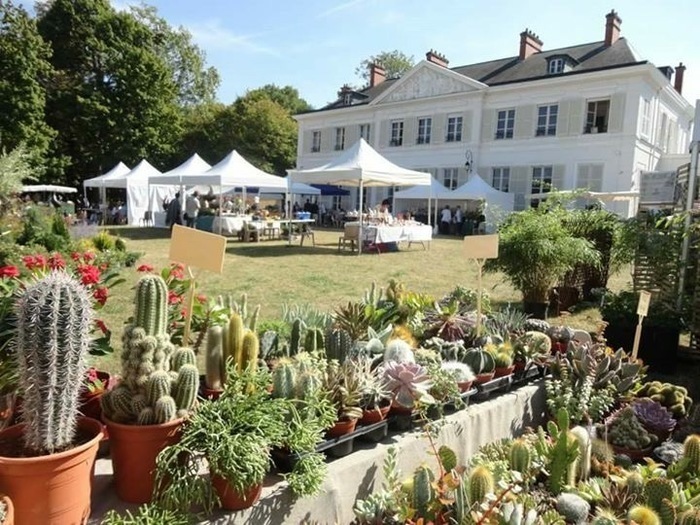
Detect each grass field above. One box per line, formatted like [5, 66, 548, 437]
[96, 226, 632, 371]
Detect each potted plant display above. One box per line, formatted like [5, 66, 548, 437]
[154, 367, 336, 513]
[440, 361, 475, 393]
[355, 359, 392, 425]
[485, 203, 600, 318]
[600, 406, 657, 461]
[383, 361, 434, 415]
[100, 275, 199, 504]
[0, 271, 103, 524]
[323, 360, 364, 437]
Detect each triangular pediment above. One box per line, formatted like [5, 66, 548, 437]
[371, 61, 486, 105]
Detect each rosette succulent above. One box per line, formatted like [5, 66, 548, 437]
[632, 398, 676, 434]
[383, 361, 434, 409]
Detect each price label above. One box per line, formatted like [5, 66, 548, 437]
[463, 234, 499, 260]
[637, 290, 651, 317]
[170, 224, 226, 274]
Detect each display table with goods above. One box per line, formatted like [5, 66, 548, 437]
[345, 221, 433, 251]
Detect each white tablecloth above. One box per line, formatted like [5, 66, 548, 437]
[212, 216, 249, 235]
[346, 222, 433, 244]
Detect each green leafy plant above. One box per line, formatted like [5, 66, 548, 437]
[100, 504, 192, 524]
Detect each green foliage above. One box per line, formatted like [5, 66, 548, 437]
[100, 504, 192, 524]
[600, 290, 682, 329]
[540, 408, 580, 495]
[355, 49, 415, 84]
[92, 230, 116, 251]
[245, 84, 312, 115]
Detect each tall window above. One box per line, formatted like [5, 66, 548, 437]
[334, 127, 345, 150]
[311, 131, 321, 153]
[359, 123, 371, 142]
[417, 117, 432, 144]
[331, 195, 342, 210]
[496, 109, 515, 139]
[585, 99, 610, 133]
[446, 115, 463, 142]
[492, 167, 510, 192]
[355, 187, 369, 210]
[390, 120, 404, 146]
[443, 168, 459, 190]
[576, 164, 603, 192]
[548, 58, 564, 74]
[536, 105, 558, 136]
[531, 166, 553, 206]
[640, 98, 651, 138]
[657, 113, 669, 151]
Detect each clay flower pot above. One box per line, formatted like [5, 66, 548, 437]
[211, 474, 262, 511]
[0, 417, 103, 525]
[1, 494, 13, 525]
[79, 371, 114, 421]
[326, 417, 358, 438]
[104, 417, 183, 504]
[359, 404, 391, 425]
[457, 380, 474, 393]
[494, 365, 515, 378]
[611, 443, 655, 462]
[474, 371, 495, 385]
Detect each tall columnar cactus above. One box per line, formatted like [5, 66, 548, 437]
[412, 465, 435, 518]
[290, 319, 302, 356]
[683, 434, 700, 474]
[15, 271, 93, 454]
[240, 330, 260, 371]
[101, 275, 197, 425]
[304, 328, 325, 353]
[509, 439, 532, 475]
[271, 359, 297, 399]
[570, 426, 591, 481]
[547, 408, 580, 495]
[227, 313, 245, 373]
[467, 465, 494, 504]
[205, 325, 225, 390]
[325, 328, 353, 363]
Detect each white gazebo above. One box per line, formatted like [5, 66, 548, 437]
[393, 176, 455, 225]
[122, 160, 162, 225]
[288, 138, 430, 252]
[449, 173, 515, 232]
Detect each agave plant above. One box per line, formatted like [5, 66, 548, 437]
[485, 306, 530, 342]
[382, 361, 434, 409]
[423, 300, 475, 342]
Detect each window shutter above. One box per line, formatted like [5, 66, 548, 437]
[481, 110, 494, 141]
[515, 105, 535, 139]
[608, 93, 626, 133]
[557, 100, 570, 136]
[303, 130, 313, 152]
[346, 125, 359, 148]
[433, 114, 445, 144]
[404, 118, 415, 145]
[668, 123, 679, 153]
[552, 165, 565, 191]
[568, 98, 584, 135]
[510, 166, 529, 210]
[462, 111, 473, 142]
[321, 128, 332, 152]
[380, 120, 391, 147]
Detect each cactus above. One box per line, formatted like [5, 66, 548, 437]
[240, 330, 260, 371]
[547, 408, 580, 495]
[249, 304, 260, 332]
[509, 439, 532, 475]
[656, 499, 676, 525]
[271, 360, 297, 399]
[326, 328, 353, 363]
[500, 501, 537, 525]
[14, 271, 94, 454]
[147, 371, 172, 407]
[154, 396, 177, 424]
[570, 426, 592, 481]
[171, 347, 196, 371]
[555, 493, 590, 525]
[493, 351, 513, 369]
[464, 347, 496, 374]
[259, 330, 279, 359]
[468, 465, 494, 504]
[679, 508, 700, 525]
[304, 328, 324, 353]
[383, 339, 415, 363]
[438, 445, 457, 473]
[173, 364, 198, 411]
[453, 474, 470, 523]
[134, 274, 168, 336]
[644, 478, 675, 514]
[289, 319, 302, 356]
[227, 313, 245, 373]
[296, 371, 323, 401]
[591, 508, 619, 525]
[625, 471, 645, 498]
[628, 505, 661, 525]
[137, 407, 155, 426]
[205, 325, 225, 390]
[412, 465, 434, 518]
[683, 434, 700, 473]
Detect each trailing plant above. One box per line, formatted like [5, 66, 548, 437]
[100, 504, 192, 524]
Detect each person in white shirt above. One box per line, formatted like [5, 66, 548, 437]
[453, 205, 463, 235]
[185, 191, 201, 228]
[440, 205, 452, 235]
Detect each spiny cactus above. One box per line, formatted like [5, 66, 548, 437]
[271, 360, 297, 399]
[204, 325, 224, 390]
[468, 465, 494, 504]
[570, 426, 592, 481]
[547, 408, 580, 495]
[625, 471, 645, 498]
[509, 439, 532, 475]
[493, 351, 513, 369]
[15, 271, 93, 454]
[555, 493, 590, 525]
[134, 274, 168, 336]
[290, 319, 302, 356]
[227, 313, 245, 374]
[325, 328, 353, 363]
[591, 508, 619, 525]
[628, 505, 661, 525]
[656, 498, 676, 525]
[412, 465, 435, 518]
[383, 339, 415, 363]
[684, 434, 700, 473]
[240, 331, 260, 372]
[679, 508, 700, 525]
[304, 328, 324, 353]
[644, 478, 675, 513]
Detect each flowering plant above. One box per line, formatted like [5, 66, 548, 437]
[85, 366, 108, 394]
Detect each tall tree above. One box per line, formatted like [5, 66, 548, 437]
[0, 1, 56, 174]
[37, 0, 181, 186]
[245, 84, 312, 115]
[128, 4, 220, 107]
[355, 49, 415, 85]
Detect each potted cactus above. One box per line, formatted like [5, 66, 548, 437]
[100, 275, 199, 504]
[631, 398, 676, 442]
[463, 347, 496, 384]
[0, 271, 104, 524]
[601, 406, 657, 461]
[355, 358, 392, 425]
[323, 360, 364, 437]
[513, 331, 552, 371]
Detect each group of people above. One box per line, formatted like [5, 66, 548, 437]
[164, 192, 202, 230]
[439, 205, 485, 235]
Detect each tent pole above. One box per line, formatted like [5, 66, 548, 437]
[218, 183, 223, 235]
[358, 182, 364, 255]
[428, 192, 432, 226]
[287, 190, 292, 247]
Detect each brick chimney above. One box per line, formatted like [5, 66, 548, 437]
[604, 10, 622, 47]
[519, 29, 543, 60]
[369, 63, 386, 87]
[674, 62, 686, 94]
[425, 49, 449, 68]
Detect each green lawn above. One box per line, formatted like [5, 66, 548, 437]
[96, 226, 632, 371]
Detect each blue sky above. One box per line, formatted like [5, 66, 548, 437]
[50, 1, 700, 109]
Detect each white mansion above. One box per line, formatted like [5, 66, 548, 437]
[294, 10, 694, 216]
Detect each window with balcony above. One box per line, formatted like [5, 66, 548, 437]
[359, 123, 371, 142]
[531, 166, 553, 207]
[417, 117, 432, 144]
[311, 131, 321, 153]
[496, 109, 515, 139]
[390, 120, 404, 146]
[446, 115, 463, 142]
[334, 127, 345, 150]
[492, 167, 510, 192]
[536, 105, 558, 136]
[584, 99, 610, 134]
[443, 168, 459, 190]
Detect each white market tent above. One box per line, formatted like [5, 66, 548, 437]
[449, 173, 515, 232]
[83, 162, 131, 189]
[288, 138, 430, 253]
[393, 176, 455, 225]
[122, 160, 162, 225]
[22, 184, 77, 194]
[146, 153, 213, 220]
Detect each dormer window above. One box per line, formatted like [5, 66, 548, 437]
[342, 92, 352, 105]
[548, 57, 564, 74]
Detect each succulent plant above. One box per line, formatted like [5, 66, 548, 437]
[382, 361, 434, 409]
[323, 360, 363, 420]
[679, 508, 700, 525]
[632, 399, 676, 434]
[464, 347, 496, 374]
[499, 500, 538, 525]
[603, 407, 656, 450]
[325, 328, 353, 363]
[632, 381, 693, 419]
[467, 465, 494, 504]
[514, 331, 552, 364]
[383, 338, 415, 364]
[570, 425, 592, 481]
[549, 325, 575, 344]
[493, 351, 514, 369]
[628, 505, 661, 525]
[591, 508, 620, 525]
[440, 361, 475, 384]
[352, 358, 391, 410]
[555, 493, 590, 525]
[523, 318, 550, 334]
[14, 271, 93, 454]
[508, 438, 532, 475]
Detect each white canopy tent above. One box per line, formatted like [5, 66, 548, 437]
[82, 162, 131, 189]
[449, 173, 515, 232]
[393, 176, 455, 225]
[288, 138, 431, 253]
[122, 160, 162, 225]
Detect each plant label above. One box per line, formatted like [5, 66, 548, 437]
[463, 234, 499, 260]
[170, 224, 226, 274]
[636, 290, 651, 317]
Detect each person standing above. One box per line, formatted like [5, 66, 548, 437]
[440, 205, 452, 235]
[453, 205, 463, 235]
[166, 192, 183, 230]
[185, 191, 201, 228]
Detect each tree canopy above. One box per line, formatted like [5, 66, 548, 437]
[355, 49, 415, 85]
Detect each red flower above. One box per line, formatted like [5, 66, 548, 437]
[196, 293, 207, 304]
[181, 308, 188, 318]
[170, 267, 185, 280]
[34, 255, 47, 269]
[137, 264, 154, 273]
[71, 252, 81, 262]
[82, 252, 95, 262]
[22, 255, 38, 270]
[95, 319, 109, 334]
[93, 286, 108, 306]
[77, 265, 101, 286]
[48, 253, 66, 270]
[168, 290, 182, 305]
[0, 266, 19, 279]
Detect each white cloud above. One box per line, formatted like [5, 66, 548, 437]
[317, 0, 367, 19]
[189, 20, 280, 56]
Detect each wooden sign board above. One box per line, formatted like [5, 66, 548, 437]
[463, 234, 499, 260]
[169, 224, 226, 274]
[637, 290, 652, 317]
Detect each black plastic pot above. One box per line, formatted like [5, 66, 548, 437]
[604, 323, 679, 374]
[523, 301, 548, 319]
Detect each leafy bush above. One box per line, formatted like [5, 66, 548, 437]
[92, 230, 116, 251]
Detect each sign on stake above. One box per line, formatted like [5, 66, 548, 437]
[631, 290, 651, 360]
[463, 234, 499, 337]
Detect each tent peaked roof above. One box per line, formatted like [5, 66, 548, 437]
[451, 173, 510, 199]
[394, 176, 455, 200]
[164, 153, 211, 178]
[204, 150, 286, 189]
[83, 161, 131, 187]
[126, 159, 161, 182]
[288, 138, 430, 187]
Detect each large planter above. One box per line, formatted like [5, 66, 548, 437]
[604, 323, 680, 374]
[1, 494, 13, 525]
[523, 301, 548, 320]
[359, 405, 390, 425]
[326, 417, 358, 439]
[0, 417, 102, 525]
[211, 475, 262, 511]
[104, 417, 183, 504]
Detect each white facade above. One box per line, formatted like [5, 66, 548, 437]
[295, 58, 694, 216]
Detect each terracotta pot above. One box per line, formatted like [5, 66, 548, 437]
[457, 380, 474, 393]
[202, 387, 224, 401]
[513, 361, 529, 372]
[79, 371, 113, 421]
[0, 417, 102, 525]
[0, 393, 16, 433]
[1, 494, 13, 525]
[359, 405, 390, 425]
[211, 474, 262, 511]
[389, 404, 415, 417]
[474, 372, 495, 385]
[494, 365, 515, 378]
[611, 443, 655, 462]
[326, 417, 358, 438]
[104, 417, 183, 504]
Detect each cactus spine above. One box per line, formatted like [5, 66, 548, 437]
[509, 439, 532, 475]
[205, 325, 224, 390]
[644, 478, 675, 513]
[135, 273, 168, 336]
[272, 360, 297, 399]
[15, 271, 93, 454]
[326, 328, 353, 363]
[683, 434, 700, 474]
[227, 313, 245, 373]
[240, 331, 260, 371]
[468, 466, 494, 504]
[625, 471, 645, 498]
[679, 508, 700, 525]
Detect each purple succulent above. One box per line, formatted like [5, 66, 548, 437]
[382, 361, 434, 409]
[632, 398, 676, 432]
